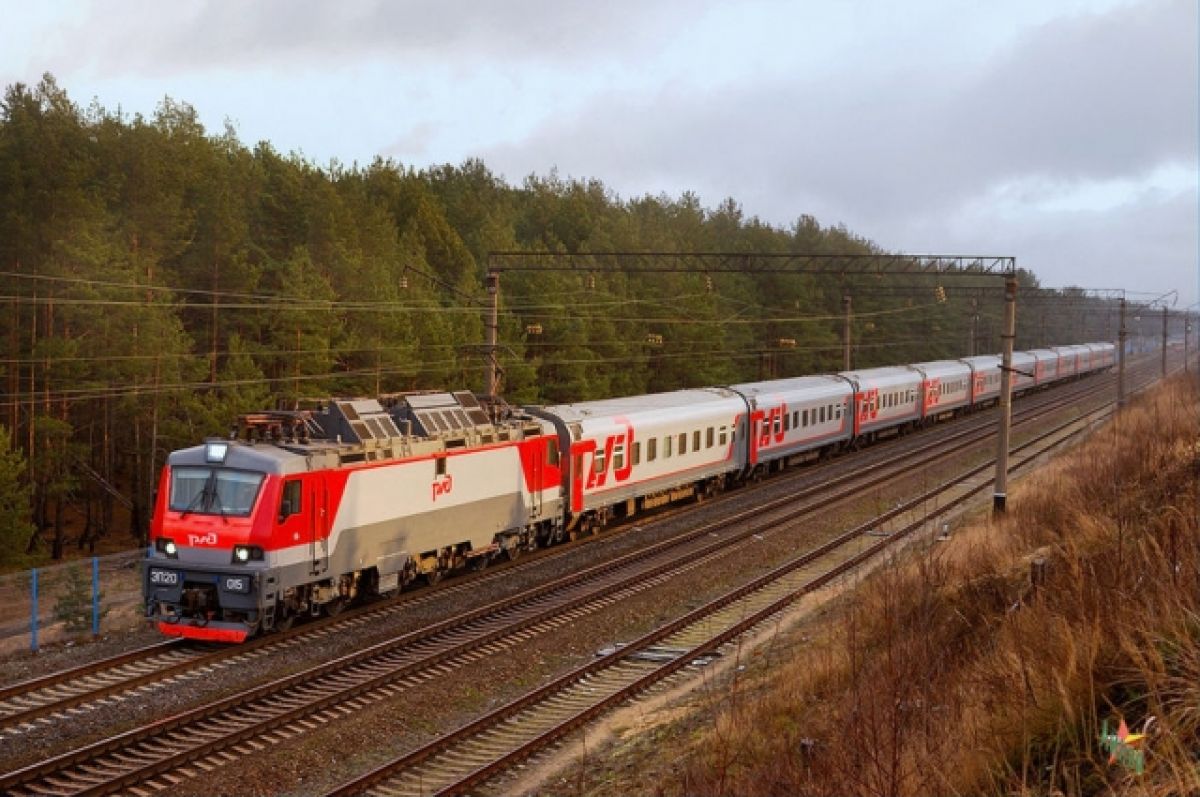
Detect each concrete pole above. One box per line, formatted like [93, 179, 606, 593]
[1185, 316, 1191, 373]
[993, 275, 1017, 515]
[842, 293, 852, 371]
[1161, 306, 1168, 378]
[486, 270, 500, 400]
[969, 299, 978, 355]
[1117, 298, 1127, 407]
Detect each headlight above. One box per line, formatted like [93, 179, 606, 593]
[155, 537, 178, 558]
[232, 545, 263, 563]
[205, 441, 229, 463]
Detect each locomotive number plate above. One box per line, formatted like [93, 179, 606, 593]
[223, 576, 250, 594]
[148, 569, 179, 586]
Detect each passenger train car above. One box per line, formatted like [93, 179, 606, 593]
[144, 341, 1115, 641]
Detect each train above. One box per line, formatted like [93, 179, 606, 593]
[143, 341, 1115, 642]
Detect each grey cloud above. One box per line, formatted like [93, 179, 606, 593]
[59, 0, 694, 75]
[483, 0, 1196, 228]
[949, 0, 1197, 181]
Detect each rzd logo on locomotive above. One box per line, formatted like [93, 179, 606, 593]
[431, 474, 453, 502]
[187, 532, 218, 546]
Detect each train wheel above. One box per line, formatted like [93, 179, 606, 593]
[425, 569, 444, 586]
[275, 611, 294, 633]
[323, 598, 345, 617]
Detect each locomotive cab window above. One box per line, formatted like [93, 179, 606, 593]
[279, 479, 301, 522]
[170, 466, 264, 518]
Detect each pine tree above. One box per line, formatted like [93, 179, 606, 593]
[0, 427, 33, 567]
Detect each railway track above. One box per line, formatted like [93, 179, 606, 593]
[0, 365, 1148, 796]
[0, 362, 1133, 735]
[322, 400, 1114, 796]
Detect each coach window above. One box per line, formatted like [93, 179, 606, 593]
[783, 414, 790, 432]
[436, 457, 447, 477]
[664, 435, 673, 458]
[802, 409, 809, 427]
[632, 441, 641, 466]
[279, 480, 301, 522]
[547, 438, 559, 466]
[707, 427, 715, 447]
[648, 438, 657, 461]
[593, 451, 606, 474]
[613, 444, 625, 472]
[792, 410, 799, 428]
[693, 430, 701, 451]
[719, 426, 728, 446]
[678, 433, 687, 455]
[819, 406, 826, 423]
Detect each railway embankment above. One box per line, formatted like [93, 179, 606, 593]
[577, 372, 1200, 797]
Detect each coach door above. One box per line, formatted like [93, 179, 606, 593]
[527, 439, 545, 516]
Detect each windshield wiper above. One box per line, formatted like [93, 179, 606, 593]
[179, 481, 211, 519]
[211, 482, 232, 524]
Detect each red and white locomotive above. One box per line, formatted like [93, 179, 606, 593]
[144, 342, 1114, 641]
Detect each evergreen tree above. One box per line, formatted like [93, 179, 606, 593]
[0, 426, 33, 566]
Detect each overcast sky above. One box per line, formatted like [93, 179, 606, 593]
[2, 0, 1197, 307]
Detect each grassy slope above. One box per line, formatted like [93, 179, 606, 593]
[669, 374, 1200, 796]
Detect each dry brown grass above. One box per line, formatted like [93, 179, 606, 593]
[672, 375, 1200, 797]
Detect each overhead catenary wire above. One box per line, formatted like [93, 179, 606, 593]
[0, 338, 933, 409]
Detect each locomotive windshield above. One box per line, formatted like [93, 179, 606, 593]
[169, 467, 264, 517]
